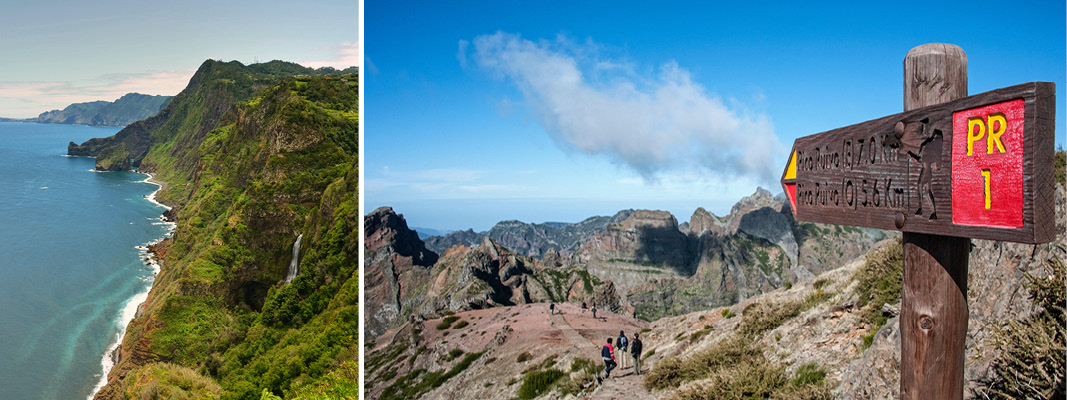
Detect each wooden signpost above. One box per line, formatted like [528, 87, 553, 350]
[780, 44, 1056, 399]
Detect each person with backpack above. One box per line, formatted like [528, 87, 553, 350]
[549, 303, 555, 315]
[592, 304, 597, 319]
[616, 331, 629, 369]
[631, 332, 644, 375]
[600, 337, 616, 382]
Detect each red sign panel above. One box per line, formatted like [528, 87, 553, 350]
[950, 99, 1025, 228]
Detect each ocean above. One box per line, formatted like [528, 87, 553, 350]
[0, 122, 173, 400]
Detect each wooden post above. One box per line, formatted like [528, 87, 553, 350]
[901, 43, 970, 400]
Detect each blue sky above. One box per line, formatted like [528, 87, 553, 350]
[368, 1, 1066, 232]
[0, 0, 359, 118]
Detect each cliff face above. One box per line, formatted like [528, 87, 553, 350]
[88, 64, 359, 399]
[68, 60, 357, 171]
[365, 207, 439, 338]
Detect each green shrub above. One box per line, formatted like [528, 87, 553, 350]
[452, 320, 469, 329]
[735, 300, 804, 337]
[517, 352, 533, 363]
[437, 315, 460, 330]
[977, 258, 1066, 399]
[517, 369, 566, 400]
[441, 348, 464, 362]
[790, 362, 826, 386]
[852, 239, 903, 328]
[721, 308, 736, 319]
[804, 288, 834, 309]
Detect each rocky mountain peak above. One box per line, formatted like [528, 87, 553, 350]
[688, 206, 727, 236]
[365, 207, 439, 337]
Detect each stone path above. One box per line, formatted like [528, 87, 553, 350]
[549, 311, 594, 349]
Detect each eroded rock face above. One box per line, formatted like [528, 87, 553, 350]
[365, 207, 439, 338]
[578, 210, 694, 273]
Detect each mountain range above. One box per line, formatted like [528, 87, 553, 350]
[365, 187, 891, 339]
[10, 93, 173, 127]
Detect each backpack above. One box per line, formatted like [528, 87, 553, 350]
[618, 335, 628, 349]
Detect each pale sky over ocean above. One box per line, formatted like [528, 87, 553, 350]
[0, 0, 359, 118]
[366, 1, 1066, 232]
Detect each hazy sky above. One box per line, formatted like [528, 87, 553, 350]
[0, 0, 359, 118]
[366, 1, 1066, 232]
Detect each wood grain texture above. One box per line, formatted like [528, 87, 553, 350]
[900, 43, 969, 400]
[901, 233, 970, 400]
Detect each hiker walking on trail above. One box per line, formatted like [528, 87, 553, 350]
[600, 337, 616, 382]
[549, 303, 555, 315]
[592, 304, 597, 319]
[616, 331, 629, 369]
[631, 332, 644, 375]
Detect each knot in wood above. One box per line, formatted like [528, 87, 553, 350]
[920, 316, 934, 330]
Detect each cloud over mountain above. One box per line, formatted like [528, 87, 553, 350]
[465, 31, 783, 185]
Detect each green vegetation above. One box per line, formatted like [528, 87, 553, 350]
[978, 258, 1065, 399]
[517, 369, 567, 400]
[689, 325, 713, 343]
[379, 351, 485, 400]
[517, 352, 533, 363]
[735, 300, 805, 338]
[452, 320, 469, 329]
[721, 308, 736, 319]
[80, 62, 361, 399]
[441, 348, 464, 362]
[437, 316, 460, 330]
[95, 142, 132, 171]
[119, 362, 223, 399]
[852, 239, 904, 350]
[789, 362, 827, 387]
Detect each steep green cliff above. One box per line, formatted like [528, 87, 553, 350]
[87, 62, 358, 399]
[68, 59, 356, 170]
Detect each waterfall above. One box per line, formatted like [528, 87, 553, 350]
[284, 234, 303, 284]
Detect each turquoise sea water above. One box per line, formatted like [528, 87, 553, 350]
[0, 122, 172, 400]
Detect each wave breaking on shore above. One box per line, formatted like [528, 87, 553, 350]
[87, 172, 173, 400]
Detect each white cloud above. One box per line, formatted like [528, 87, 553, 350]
[0, 69, 195, 118]
[468, 32, 784, 187]
[300, 41, 360, 70]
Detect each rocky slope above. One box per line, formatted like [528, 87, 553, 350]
[366, 208, 618, 338]
[82, 61, 359, 399]
[29, 92, 172, 127]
